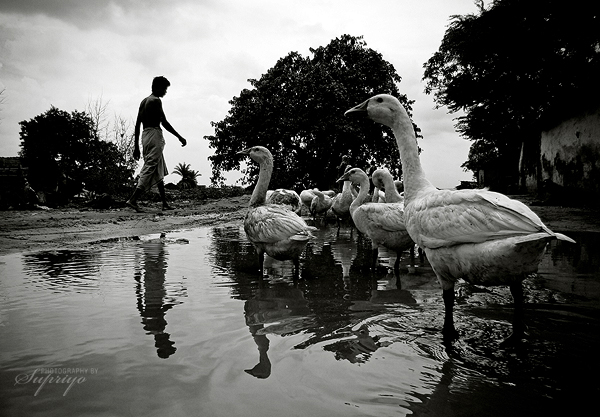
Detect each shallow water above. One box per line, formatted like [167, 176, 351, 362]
[0, 224, 599, 416]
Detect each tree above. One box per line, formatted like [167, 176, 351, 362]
[172, 162, 201, 189]
[87, 96, 138, 176]
[19, 106, 135, 204]
[0, 88, 5, 123]
[422, 0, 600, 183]
[205, 35, 420, 190]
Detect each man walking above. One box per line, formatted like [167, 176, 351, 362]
[126, 76, 187, 212]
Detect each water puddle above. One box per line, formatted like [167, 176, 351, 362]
[0, 224, 598, 416]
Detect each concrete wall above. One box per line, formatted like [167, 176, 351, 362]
[537, 105, 600, 200]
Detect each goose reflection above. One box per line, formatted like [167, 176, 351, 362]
[243, 279, 312, 379]
[135, 233, 179, 359]
[369, 269, 418, 306]
[330, 227, 358, 294]
[323, 324, 383, 364]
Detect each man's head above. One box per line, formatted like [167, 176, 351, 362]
[152, 76, 171, 97]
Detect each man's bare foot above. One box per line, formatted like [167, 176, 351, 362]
[126, 200, 144, 213]
[162, 204, 174, 211]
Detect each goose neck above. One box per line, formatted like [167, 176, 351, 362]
[350, 175, 370, 215]
[391, 114, 435, 202]
[250, 157, 273, 207]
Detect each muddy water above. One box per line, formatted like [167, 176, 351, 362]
[0, 224, 598, 416]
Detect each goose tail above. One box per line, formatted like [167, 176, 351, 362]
[555, 232, 576, 244]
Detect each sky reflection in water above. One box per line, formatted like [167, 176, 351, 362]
[0, 224, 598, 417]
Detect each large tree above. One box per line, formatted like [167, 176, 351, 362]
[422, 0, 600, 183]
[19, 106, 135, 203]
[206, 35, 419, 190]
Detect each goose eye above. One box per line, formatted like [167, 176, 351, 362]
[376, 97, 383, 103]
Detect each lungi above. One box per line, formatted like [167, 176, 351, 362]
[136, 127, 169, 191]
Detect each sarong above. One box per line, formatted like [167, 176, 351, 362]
[136, 127, 169, 191]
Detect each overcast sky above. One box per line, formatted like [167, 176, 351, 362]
[0, 0, 479, 189]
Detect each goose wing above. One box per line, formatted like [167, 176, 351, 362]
[355, 203, 407, 232]
[245, 205, 314, 243]
[409, 189, 555, 248]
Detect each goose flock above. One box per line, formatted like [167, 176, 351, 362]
[237, 93, 575, 345]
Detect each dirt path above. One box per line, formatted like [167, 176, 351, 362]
[0, 194, 598, 256]
[0, 195, 251, 256]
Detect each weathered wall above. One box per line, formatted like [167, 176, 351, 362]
[540, 106, 600, 197]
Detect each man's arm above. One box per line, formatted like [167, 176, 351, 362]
[133, 105, 143, 160]
[159, 101, 187, 147]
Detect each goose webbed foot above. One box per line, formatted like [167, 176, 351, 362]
[442, 326, 459, 343]
[500, 324, 528, 348]
[500, 331, 526, 348]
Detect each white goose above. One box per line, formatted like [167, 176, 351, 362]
[372, 168, 405, 205]
[310, 190, 333, 222]
[237, 146, 316, 275]
[299, 189, 317, 215]
[345, 94, 575, 344]
[372, 168, 419, 265]
[337, 167, 414, 272]
[331, 168, 355, 229]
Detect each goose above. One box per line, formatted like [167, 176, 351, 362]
[372, 187, 385, 203]
[372, 168, 405, 205]
[331, 167, 355, 229]
[237, 146, 316, 275]
[372, 168, 419, 266]
[266, 188, 302, 214]
[345, 94, 575, 345]
[310, 190, 333, 222]
[337, 167, 414, 272]
[299, 189, 317, 215]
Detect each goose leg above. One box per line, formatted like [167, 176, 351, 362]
[501, 282, 526, 347]
[258, 252, 265, 276]
[442, 287, 459, 341]
[293, 258, 300, 279]
[394, 251, 401, 274]
[371, 245, 378, 270]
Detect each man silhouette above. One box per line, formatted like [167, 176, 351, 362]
[126, 76, 187, 212]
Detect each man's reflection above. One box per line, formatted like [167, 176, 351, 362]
[135, 234, 177, 358]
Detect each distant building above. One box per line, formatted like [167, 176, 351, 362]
[0, 157, 30, 209]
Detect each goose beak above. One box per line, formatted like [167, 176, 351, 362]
[336, 172, 350, 183]
[236, 148, 251, 156]
[344, 98, 369, 116]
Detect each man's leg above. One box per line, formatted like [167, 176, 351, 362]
[126, 188, 144, 212]
[157, 181, 173, 210]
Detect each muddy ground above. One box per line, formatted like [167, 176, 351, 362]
[0, 194, 598, 256]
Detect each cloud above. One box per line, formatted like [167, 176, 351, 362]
[0, 0, 478, 189]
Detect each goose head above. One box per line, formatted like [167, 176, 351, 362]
[237, 146, 273, 164]
[345, 94, 408, 129]
[371, 168, 392, 190]
[337, 167, 368, 185]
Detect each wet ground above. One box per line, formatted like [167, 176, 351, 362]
[0, 222, 599, 416]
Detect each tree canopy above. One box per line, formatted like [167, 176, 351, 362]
[206, 34, 419, 190]
[19, 106, 135, 203]
[422, 0, 600, 178]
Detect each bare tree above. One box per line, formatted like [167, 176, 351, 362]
[86, 95, 138, 172]
[0, 88, 6, 124]
[86, 94, 110, 140]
